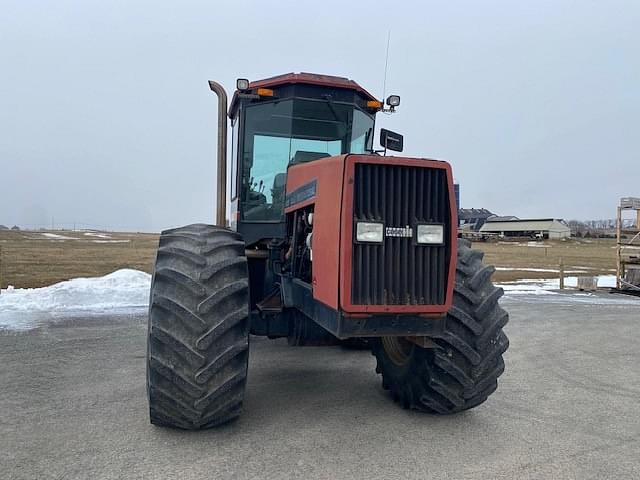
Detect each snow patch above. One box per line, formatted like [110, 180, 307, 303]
[40, 232, 77, 240]
[499, 282, 559, 295]
[83, 232, 112, 239]
[496, 267, 557, 273]
[526, 242, 550, 248]
[0, 269, 151, 331]
[91, 240, 130, 244]
[496, 275, 640, 305]
[497, 275, 617, 296]
[495, 267, 596, 274]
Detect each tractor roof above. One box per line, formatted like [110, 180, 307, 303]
[228, 72, 378, 117]
[250, 72, 378, 100]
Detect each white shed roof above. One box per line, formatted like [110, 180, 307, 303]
[479, 219, 569, 233]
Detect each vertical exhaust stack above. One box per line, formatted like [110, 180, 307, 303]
[208, 80, 228, 227]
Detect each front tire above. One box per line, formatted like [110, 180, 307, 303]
[147, 224, 250, 429]
[372, 239, 509, 413]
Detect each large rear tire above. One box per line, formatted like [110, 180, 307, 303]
[147, 224, 249, 429]
[372, 239, 509, 413]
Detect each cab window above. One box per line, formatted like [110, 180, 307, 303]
[241, 99, 374, 222]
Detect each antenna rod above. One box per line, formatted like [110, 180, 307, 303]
[382, 30, 391, 101]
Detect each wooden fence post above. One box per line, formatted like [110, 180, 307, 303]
[559, 256, 565, 290]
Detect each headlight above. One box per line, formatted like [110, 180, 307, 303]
[356, 222, 384, 243]
[416, 224, 444, 244]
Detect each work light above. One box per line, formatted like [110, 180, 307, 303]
[356, 222, 384, 243]
[236, 78, 250, 91]
[416, 224, 444, 244]
[386, 95, 401, 107]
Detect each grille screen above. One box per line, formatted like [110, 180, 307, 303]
[351, 163, 450, 305]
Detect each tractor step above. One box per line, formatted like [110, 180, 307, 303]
[256, 288, 283, 313]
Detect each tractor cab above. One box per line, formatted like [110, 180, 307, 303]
[227, 73, 382, 245]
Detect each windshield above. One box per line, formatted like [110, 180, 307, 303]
[241, 99, 374, 222]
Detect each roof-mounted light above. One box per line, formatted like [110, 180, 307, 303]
[366, 100, 383, 111]
[257, 88, 274, 97]
[386, 95, 400, 107]
[236, 78, 250, 91]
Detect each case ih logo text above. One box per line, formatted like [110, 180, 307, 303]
[385, 226, 413, 238]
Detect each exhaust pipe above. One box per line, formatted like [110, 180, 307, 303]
[208, 80, 228, 227]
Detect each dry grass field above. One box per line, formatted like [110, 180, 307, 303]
[0, 230, 158, 289]
[476, 238, 617, 282]
[0, 230, 617, 289]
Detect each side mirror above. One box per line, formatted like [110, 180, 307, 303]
[380, 128, 404, 152]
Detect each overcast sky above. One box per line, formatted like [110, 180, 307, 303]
[1, 0, 638, 231]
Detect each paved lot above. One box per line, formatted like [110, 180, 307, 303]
[1, 296, 640, 479]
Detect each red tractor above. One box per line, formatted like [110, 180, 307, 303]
[146, 73, 509, 429]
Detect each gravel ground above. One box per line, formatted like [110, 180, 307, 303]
[1, 295, 639, 479]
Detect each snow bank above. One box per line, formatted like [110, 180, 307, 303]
[0, 269, 151, 330]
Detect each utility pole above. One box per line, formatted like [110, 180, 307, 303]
[616, 205, 622, 289]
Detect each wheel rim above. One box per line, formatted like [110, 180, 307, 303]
[381, 337, 413, 366]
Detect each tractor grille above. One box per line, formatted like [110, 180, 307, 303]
[351, 163, 451, 305]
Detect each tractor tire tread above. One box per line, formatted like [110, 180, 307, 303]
[372, 239, 509, 414]
[147, 224, 249, 430]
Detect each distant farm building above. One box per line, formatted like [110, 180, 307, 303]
[458, 209, 520, 232]
[479, 218, 571, 239]
[458, 208, 495, 231]
[487, 215, 519, 222]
